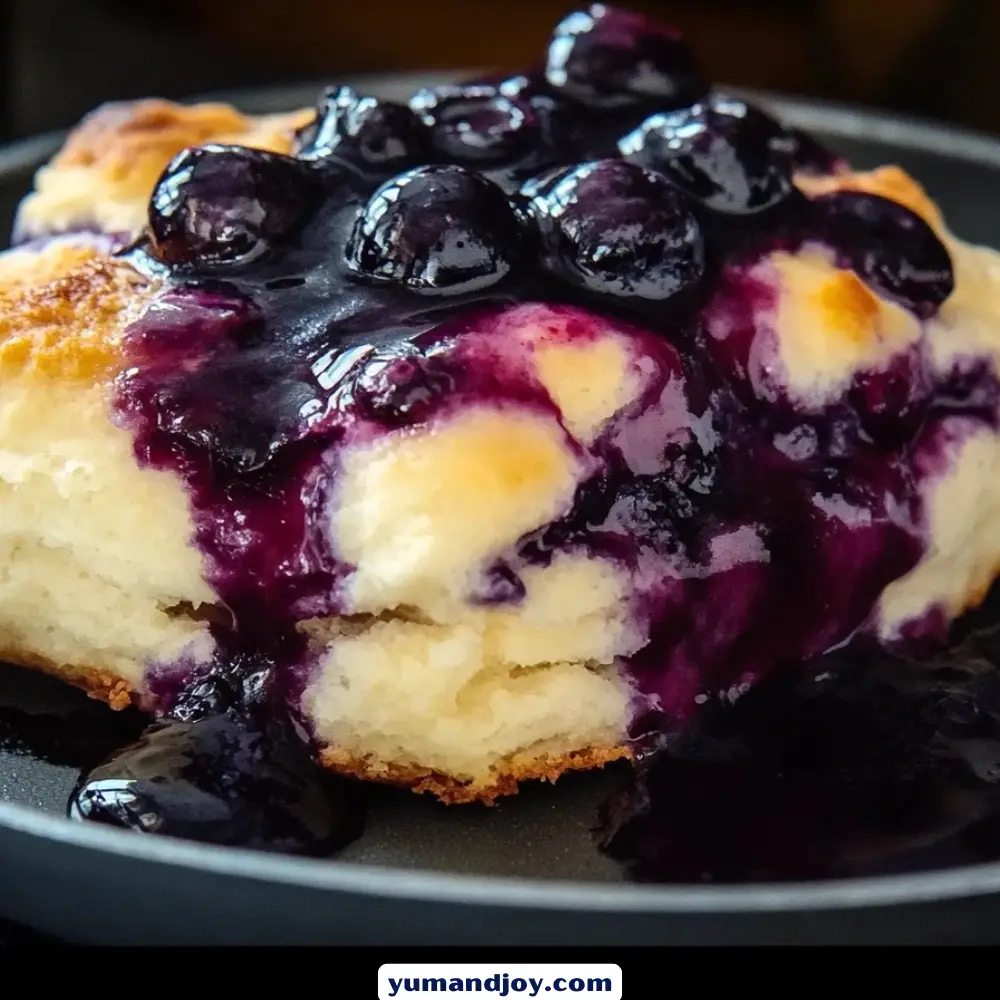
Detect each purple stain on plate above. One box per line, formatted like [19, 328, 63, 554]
[598, 625, 1000, 882]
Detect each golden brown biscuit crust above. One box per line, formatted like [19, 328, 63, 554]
[48, 99, 313, 203]
[319, 744, 633, 805]
[0, 640, 630, 804]
[0, 247, 151, 383]
[0, 643, 136, 711]
[56, 100, 250, 171]
[14, 98, 315, 241]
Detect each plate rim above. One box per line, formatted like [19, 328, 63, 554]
[4, 79, 1000, 915]
[9, 798, 1000, 914]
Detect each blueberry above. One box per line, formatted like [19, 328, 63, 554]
[619, 97, 794, 215]
[545, 3, 707, 110]
[849, 348, 932, 446]
[294, 85, 430, 172]
[348, 344, 456, 426]
[345, 165, 524, 294]
[816, 191, 954, 317]
[68, 715, 365, 856]
[170, 671, 238, 722]
[409, 84, 540, 165]
[168, 653, 277, 724]
[495, 73, 621, 169]
[523, 159, 704, 301]
[149, 145, 319, 266]
[496, 72, 573, 121]
[473, 71, 633, 165]
[496, 73, 550, 102]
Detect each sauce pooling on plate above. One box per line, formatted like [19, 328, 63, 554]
[598, 623, 1000, 882]
[67, 654, 364, 856]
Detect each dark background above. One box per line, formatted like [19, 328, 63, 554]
[3, 0, 1000, 141]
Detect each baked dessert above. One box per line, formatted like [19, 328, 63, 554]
[3, 5, 1000, 834]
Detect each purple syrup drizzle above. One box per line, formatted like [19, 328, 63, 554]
[68, 712, 364, 856]
[52, 4, 999, 865]
[597, 623, 1000, 883]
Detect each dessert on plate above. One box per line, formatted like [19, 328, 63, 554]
[3, 4, 1000, 835]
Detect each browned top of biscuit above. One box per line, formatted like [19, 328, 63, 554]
[56, 100, 252, 171]
[0, 245, 151, 382]
[815, 268, 882, 342]
[50, 99, 313, 198]
[15, 99, 315, 236]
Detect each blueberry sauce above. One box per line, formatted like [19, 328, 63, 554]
[45, 4, 1000, 864]
[67, 652, 365, 855]
[68, 715, 363, 856]
[0, 680, 362, 857]
[597, 623, 1000, 883]
[0, 695, 147, 771]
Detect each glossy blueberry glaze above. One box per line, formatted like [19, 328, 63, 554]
[618, 97, 798, 216]
[55, 5, 998, 854]
[68, 713, 364, 857]
[598, 624, 1000, 882]
[67, 648, 366, 855]
[544, 4, 708, 111]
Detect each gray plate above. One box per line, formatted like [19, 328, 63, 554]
[2, 77, 1000, 945]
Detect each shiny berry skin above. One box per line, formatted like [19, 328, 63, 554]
[523, 159, 704, 301]
[816, 191, 955, 317]
[295, 85, 430, 172]
[496, 72, 575, 125]
[345, 165, 524, 294]
[409, 84, 541, 165]
[348, 344, 456, 427]
[619, 97, 795, 215]
[849, 348, 932, 446]
[545, 3, 707, 109]
[68, 715, 365, 857]
[149, 145, 319, 266]
[496, 73, 551, 102]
